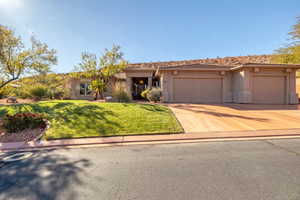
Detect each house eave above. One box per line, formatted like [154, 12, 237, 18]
[124, 68, 156, 72]
[230, 63, 300, 71]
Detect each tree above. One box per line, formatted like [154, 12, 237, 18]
[73, 45, 127, 99]
[273, 16, 300, 64]
[0, 25, 57, 89]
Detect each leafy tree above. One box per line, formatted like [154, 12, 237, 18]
[273, 16, 300, 64]
[0, 25, 57, 89]
[73, 45, 127, 99]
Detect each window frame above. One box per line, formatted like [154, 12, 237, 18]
[79, 82, 92, 96]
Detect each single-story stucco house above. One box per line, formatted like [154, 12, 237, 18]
[66, 55, 300, 104]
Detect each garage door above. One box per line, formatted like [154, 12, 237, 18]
[253, 76, 286, 104]
[173, 78, 222, 103]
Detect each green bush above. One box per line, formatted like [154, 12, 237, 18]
[14, 87, 30, 99]
[112, 89, 131, 102]
[0, 89, 8, 99]
[147, 87, 162, 102]
[29, 85, 49, 100]
[48, 87, 70, 100]
[0, 86, 13, 99]
[141, 88, 150, 99]
[3, 113, 47, 133]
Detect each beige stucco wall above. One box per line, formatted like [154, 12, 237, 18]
[232, 69, 243, 102]
[160, 70, 232, 103]
[67, 78, 126, 100]
[67, 78, 94, 100]
[67, 71, 151, 100]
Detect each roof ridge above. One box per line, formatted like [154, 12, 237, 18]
[127, 54, 273, 68]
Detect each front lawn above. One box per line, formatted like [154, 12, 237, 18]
[0, 100, 183, 139]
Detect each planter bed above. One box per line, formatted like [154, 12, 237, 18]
[0, 120, 49, 143]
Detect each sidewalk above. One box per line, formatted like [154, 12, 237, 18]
[2, 128, 300, 152]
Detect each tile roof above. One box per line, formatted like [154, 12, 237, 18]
[127, 55, 272, 69]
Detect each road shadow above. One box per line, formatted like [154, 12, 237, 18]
[0, 150, 91, 200]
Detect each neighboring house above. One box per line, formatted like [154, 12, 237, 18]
[67, 55, 300, 104]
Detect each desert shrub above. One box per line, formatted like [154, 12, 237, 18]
[147, 87, 162, 102]
[29, 85, 49, 100]
[3, 113, 47, 133]
[141, 88, 150, 99]
[48, 87, 70, 100]
[112, 89, 131, 102]
[51, 90, 64, 99]
[0, 86, 15, 99]
[61, 88, 71, 99]
[111, 82, 131, 102]
[13, 87, 30, 99]
[0, 87, 9, 99]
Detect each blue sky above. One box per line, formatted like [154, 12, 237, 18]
[0, 0, 299, 73]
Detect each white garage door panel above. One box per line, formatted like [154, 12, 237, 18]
[253, 76, 286, 104]
[173, 78, 222, 103]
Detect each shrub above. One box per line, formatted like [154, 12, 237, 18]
[51, 90, 64, 99]
[62, 88, 71, 100]
[3, 113, 47, 133]
[0, 86, 13, 99]
[29, 85, 49, 100]
[48, 87, 70, 100]
[141, 88, 150, 99]
[147, 87, 162, 102]
[112, 89, 131, 102]
[16, 88, 31, 99]
[0, 89, 8, 99]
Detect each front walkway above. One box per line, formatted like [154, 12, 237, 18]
[168, 104, 300, 133]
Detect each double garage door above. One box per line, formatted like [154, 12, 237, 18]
[173, 76, 287, 104]
[173, 78, 222, 103]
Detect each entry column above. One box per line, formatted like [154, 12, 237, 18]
[148, 77, 152, 88]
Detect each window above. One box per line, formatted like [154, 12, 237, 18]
[80, 83, 92, 96]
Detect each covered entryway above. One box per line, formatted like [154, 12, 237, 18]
[253, 76, 286, 104]
[132, 77, 148, 100]
[173, 78, 222, 103]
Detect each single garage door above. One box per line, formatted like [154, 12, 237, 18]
[173, 78, 222, 103]
[253, 76, 286, 104]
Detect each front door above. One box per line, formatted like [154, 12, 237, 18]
[132, 77, 148, 99]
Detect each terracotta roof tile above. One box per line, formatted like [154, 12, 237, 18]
[127, 55, 272, 69]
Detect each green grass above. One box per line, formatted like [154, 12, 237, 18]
[0, 100, 183, 139]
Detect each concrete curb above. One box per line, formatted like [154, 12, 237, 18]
[1, 128, 300, 152]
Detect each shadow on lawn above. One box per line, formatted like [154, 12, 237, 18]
[0, 150, 91, 200]
[122, 103, 168, 113]
[55, 104, 122, 137]
[0, 102, 173, 138]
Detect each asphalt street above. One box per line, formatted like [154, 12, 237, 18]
[1, 139, 300, 200]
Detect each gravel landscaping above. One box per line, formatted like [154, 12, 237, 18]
[0, 128, 44, 143]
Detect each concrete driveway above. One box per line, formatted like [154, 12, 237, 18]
[168, 104, 300, 133]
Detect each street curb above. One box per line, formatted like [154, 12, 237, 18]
[1, 128, 300, 152]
